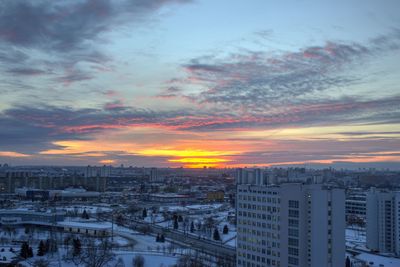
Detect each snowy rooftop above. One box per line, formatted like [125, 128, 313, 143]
[58, 221, 113, 230]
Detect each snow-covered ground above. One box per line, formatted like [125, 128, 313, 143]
[150, 204, 237, 247]
[346, 227, 367, 250]
[0, 246, 18, 264]
[353, 252, 400, 267]
[114, 252, 178, 267]
[19, 250, 179, 267]
[1, 221, 182, 266]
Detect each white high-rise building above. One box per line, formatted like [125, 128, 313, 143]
[236, 183, 345, 267]
[366, 188, 400, 255]
[236, 168, 266, 185]
[149, 167, 164, 183]
[84, 165, 111, 178]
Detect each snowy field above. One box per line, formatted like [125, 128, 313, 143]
[19, 251, 179, 267]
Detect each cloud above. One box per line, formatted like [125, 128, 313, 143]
[0, 0, 192, 86]
[7, 67, 46, 76]
[156, 86, 183, 98]
[0, 94, 398, 155]
[104, 100, 126, 111]
[0, 151, 30, 158]
[337, 131, 400, 136]
[0, 0, 191, 52]
[172, 30, 400, 112]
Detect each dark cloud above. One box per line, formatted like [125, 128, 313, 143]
[337, 131, 400, 136]
[7, 67, 46, 76]
[0, 105, 192, 153]
[104, 100, 126, 111]
[0, 0, 191, 52]
[156, 86, 183, 98]
[0, 0, 191, 86]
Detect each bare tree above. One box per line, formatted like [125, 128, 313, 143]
[33, 259, 50, 267]
[115, 257, 125, 267]
[81, 238, 115, 267]
[176, 251, 205, 267]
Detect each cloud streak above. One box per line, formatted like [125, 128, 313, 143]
[169, 30, 400, 113]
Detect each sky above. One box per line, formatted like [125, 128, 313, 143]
[0, 0, 399, 168]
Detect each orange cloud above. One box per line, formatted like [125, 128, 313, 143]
[168, 158, 230, 163]
[99, 159, 115, 164]
[0, 151, 30, 158]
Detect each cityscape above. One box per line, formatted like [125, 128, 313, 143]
[0, 0, 400, 267]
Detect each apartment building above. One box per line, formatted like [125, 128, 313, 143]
[345, 190, 367, 222]
[366, 188, 400, 255]
[236, 183, 345, 267]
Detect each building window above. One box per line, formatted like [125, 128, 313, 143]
[289, 200, 299, 208]
[288, 238, 299, 246]
[289, 228, 299, 237]
[288, 247, 299, 256]
[288, 257, 298, 265]
[289, 209, 299, 218]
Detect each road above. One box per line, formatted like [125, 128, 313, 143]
[100, 212, 235, 259]
[131, 220, 236, 259]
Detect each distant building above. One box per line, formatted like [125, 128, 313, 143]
[149, 167, 164, 183]
[84, 165, 111, 178]
[15, 188, 101, 201]
[0, 174, 107, 193]
[206, 190, 224, 202]
[236, 183, 345, 267]
[0, 210, 65, 226]
[236, 168, 266, 185]
[366, 188, 400, 255]
[148, 193, 195, 203]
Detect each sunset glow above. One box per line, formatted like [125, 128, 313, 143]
[0, 0, 399, 169]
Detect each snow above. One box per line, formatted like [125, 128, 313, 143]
[0, 246, 18, 263]
[345, 227, 400, 267]
[18, 250, 179, 267]
[58, 221, 112, 230]
[114, 252, 178, 267]
[61, 205, 112, 214]
[354, 253, 400, 267]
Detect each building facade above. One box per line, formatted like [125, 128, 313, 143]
[236, 183, 345, 267]
[345, 190, 367, 222]
[366, 188, 400, 255]
[0, 210, 65, 226]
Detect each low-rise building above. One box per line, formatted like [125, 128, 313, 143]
[206, 190, 225, 202]
[0, 210, 65, 226]
[147, 193, 195, 203]
[59, 221, 112, 237]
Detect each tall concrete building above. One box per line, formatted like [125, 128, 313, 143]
[149, 167, 164, 183]
[84, 165, 111, 178]
[345, 190, 367, 222]
[236, 183, 345, 267]
[236, 168, 266, 185]
[366, 188, 400, 255]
